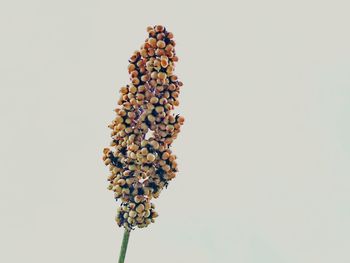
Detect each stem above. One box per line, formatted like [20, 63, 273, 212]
[118, 229, 130, 263]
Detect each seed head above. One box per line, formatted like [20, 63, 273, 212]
[103, 25, 184, 231]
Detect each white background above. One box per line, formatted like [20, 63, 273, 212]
[0, 0, 349, 262]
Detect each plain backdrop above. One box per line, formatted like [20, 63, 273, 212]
[0, 0, 349, 262]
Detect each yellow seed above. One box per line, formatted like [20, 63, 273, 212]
[144, 210, 151, 217]
[104, 158, 110, 165]
[136, 204, 145, 213]
[122, 188, 130, 195]
[126, 178, 134, 185]
[167, 32, 174, 39]
[159, 98, 167, 105]
[158, 72, 167, 80]
[155, 25, 164, 32]
[162, 152, 170, 160]
[150, 140, 159, 149]
[140, 49, 148, 58]
[165, 44, 173, 52]
[166, 125, 174, 131]
[138, 85, 146, 92]
[132, 78, 140, 85]
[129, 210, 137, 218]
[147, 153, 156, 162]
[147, 114, 155, 122]
[120, 86, 128, 94]
[141, 140, 148, 147]
[157, 33, 165, 40]
[148, 37, 157, 47]
[151, 71, 158, 79]
[148, 48, 155, 56]
[129, 144, 139, 151]
[171, 91, 179, 98]
[140, 147, 148, 155]
[113, 185, 122, 194]
[167, 51, 174, 58]
[134, 195, 143, 203]
[117, 179, 126, 186]
[155, 106, 164, 113]
[129, 86, 137, 94]
[153, 59, 160, 67]
[145, 202, 151, 210]
[128, 64, 135, 73]
[150, 96, 159, 104]
[152, 211, 158, 218]
[156, 40, 166, 48]
[143, 188, 150, 196]
[161, 59, 168, 68]
[155, 48, 165, 56]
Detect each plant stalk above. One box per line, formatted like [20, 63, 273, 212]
[118, 229, 130, 263]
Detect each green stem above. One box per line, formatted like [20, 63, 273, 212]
[118, 229, 130, 263]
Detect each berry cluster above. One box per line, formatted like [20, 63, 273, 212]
[103, 25, 184, 230]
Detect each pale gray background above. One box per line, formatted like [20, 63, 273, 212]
[0, 0, 349, 262]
